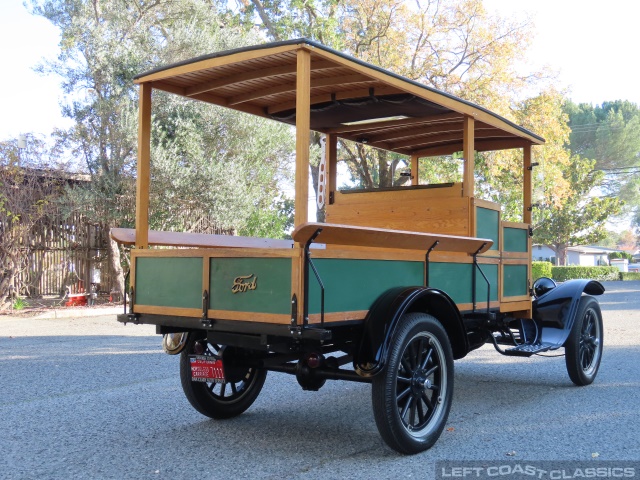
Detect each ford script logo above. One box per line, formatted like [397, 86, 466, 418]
[231, 274, 257, 294]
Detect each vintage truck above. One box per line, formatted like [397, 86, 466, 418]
[112, 39, 604, 454]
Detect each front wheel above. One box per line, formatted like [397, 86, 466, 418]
[372, 313, 454, 454]
[179, 334, 266, 419]
[564, 296, 603, 386]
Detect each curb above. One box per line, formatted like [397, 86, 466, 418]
[0, 307, 124, 321]
[33, 307, 123, 320]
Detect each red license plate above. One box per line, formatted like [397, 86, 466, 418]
[189, 355, 225, 383]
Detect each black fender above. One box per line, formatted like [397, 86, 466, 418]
[353, 286, 468, 377]
[532, 279, 605, 347]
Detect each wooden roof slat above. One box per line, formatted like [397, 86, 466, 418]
[135, 44, 300, 84]
[363, 122, 463, 143]
[228, 73, 377, 106]
[386, 129, 507, 151]
[411, 138, 530, 158]
[185, 60, 339, 97]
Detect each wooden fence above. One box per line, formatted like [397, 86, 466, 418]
[16, 209, 233, 299]
[17, 211, 117, 299]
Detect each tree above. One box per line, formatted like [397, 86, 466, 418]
[0, 136, 60, 309]
[31, 0, 296, 296]
[565, 100, 640, 218]
[473, 89, 575, 221]
[237, 0, 550, 221]
[533, 156, 622, 265]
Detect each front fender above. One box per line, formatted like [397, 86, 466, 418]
[533, 279, 605, 347]
[354, 286, 467, 377]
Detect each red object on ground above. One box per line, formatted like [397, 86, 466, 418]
[65, 294, 88, 307]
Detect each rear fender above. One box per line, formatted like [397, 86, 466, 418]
[533, 279, 605, 347]
[354, 286, 468, 377]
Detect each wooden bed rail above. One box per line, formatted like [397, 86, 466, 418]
[110, 228, 296, 249]
[292, 222, 493, 254]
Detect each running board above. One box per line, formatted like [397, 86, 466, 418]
[490, 333, 556, 357]
[502, 342, 555, 357]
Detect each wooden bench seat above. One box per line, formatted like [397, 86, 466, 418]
[110, 228, 295, 249]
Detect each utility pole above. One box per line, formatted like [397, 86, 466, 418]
[17, 134, 27, 166]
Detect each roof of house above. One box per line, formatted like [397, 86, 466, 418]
[535, 245, 623, 255]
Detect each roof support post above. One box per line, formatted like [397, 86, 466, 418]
[135, 82, 152, 249]
[462, 115, 475, 197]
[326, 133, 337, 204]
[294, 48, 311, 228]
[411, 154, 419, 185]
[523, 144, 532, 224]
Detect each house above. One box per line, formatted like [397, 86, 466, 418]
[533, 245, 622, 266]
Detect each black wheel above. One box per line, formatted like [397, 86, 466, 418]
[565, 296, 603, 386]
[179, 334, 266, 419]
[372, 312, 454, 454]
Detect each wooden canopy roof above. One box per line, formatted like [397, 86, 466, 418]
[134, 39, 544, 158]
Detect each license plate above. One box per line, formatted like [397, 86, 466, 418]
[189, 355, 225, 383]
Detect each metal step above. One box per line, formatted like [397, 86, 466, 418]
[502, 342, 554, 357]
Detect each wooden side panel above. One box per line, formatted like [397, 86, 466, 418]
[501, 263, 530, 302]
[326, 196, 470, 236]
[429, 262, 499, 305]
[210, 257, 292, 315]
[136, 256, 203, 308]
[307, 258, 423, 314]
[476, 206, 500, 253]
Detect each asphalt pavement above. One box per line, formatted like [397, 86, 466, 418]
[1, 281, 639, 479]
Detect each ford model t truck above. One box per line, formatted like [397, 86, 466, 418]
[112, 39, 604, 454]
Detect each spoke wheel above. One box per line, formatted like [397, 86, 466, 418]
[180, 334, 266, 419]
[372, 313, 453, 454]
[565, 296, 603, 386]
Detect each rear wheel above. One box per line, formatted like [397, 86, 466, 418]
[179, 334, 266, 419]
[372, 313, 454, 454]
[565, 296, 603, 386]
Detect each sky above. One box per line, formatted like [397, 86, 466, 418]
[1, 0, 640, 141]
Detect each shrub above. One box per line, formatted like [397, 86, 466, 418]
[532, 261, 553, 279]
[619, 272, 640, 281]
[551, 266, 619, 282]
[12, 297, 28, 310]
[608, 251, 633, 261]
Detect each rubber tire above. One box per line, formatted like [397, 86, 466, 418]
[565, 296, 603, 386]
[372, 312, 454, 454]
[179, 335, 267, 419]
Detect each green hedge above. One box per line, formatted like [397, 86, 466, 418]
[551, 266, 619, 282]
[620, 272, 640, 281]
[608, 251, 633, 261]
[532, 261, 553, 279]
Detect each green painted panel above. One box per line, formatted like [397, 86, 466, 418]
[429, 262, 498, 304]
[476, 207, 499, 251]
[503, 265, 528, 297]
[210, 257, 292, 314]
[135, 257, 202, 308]
[504, 227, 528, 253]
[308, 259, 423, 314]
